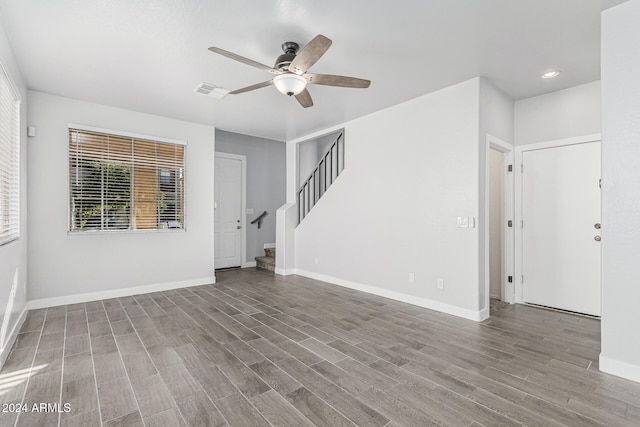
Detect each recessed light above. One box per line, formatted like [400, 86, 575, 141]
[541, 70, 561, 79]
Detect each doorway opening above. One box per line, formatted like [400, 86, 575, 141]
[214, 152, 247, 270]
[485, 134, 514, 312]
[489, 147, 505, 301]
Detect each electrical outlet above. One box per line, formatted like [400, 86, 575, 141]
[409, 273, 415, 283]
[437, 278, 444, 289]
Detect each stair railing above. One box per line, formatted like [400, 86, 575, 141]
[297, 132, 344, 224]
[250, 211, 268, 229]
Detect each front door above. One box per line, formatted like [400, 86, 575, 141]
[214, 153, 243, 269]
[522, 141, 601, 316]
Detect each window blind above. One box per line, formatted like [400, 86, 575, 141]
[0, 65, 20, 246]
[69, 128, 185, 232]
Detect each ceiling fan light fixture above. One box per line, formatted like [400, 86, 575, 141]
[541, 70, 561, 79]
[273, 73, 307, 96]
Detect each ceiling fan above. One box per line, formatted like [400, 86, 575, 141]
[208, 34, 371, 108]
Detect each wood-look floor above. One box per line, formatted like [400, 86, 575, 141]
[1, 268, 639, 426]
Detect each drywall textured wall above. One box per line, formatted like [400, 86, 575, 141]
[515, 81, 601, 145]
[27, 91, 215, 302]
[600, 0, 640, 382]
[295, 78, 483, 315]
[480, 78, 515, 146]
[0, 19, 28, 364]
[215, 129, 285, 262]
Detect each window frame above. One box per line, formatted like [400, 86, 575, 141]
[67, 124, 187, 234]
[0, 61, 21, 247]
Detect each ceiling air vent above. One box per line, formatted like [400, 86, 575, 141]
[194, 82, 230, 99]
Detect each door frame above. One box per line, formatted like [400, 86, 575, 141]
[514, 133, 601, 303]
[214, 152, 248, 269]
[484, 134, 515, 309]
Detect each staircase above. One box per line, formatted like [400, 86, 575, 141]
[297, 131, 344, 224]
[255, 247, 275, 272]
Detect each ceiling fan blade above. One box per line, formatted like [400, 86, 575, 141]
[289, 35, 332, 75]
[229, 80, 273, 95]
[306, 73, 371, 88]
[295, 89, 314, 108]
[208, 46, 279, 74]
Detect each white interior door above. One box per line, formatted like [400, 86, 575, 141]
[214, 154, 243, 269]
[522, 141, 601, 316]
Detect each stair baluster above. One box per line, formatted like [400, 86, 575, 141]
[297, 132, 344, 224]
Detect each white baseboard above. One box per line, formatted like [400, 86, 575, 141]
[599, 354, 640, 383]
[243, 261, 257, 268]
[263, 243, 276, 249]
[0, 307, 28, 369]
[295, 269, 487, 322]
[275, 268, 295, 276]
[27, 276, 215, 310]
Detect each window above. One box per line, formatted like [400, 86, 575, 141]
[0, 64, 20, 246]
[69, 127, 185, 232]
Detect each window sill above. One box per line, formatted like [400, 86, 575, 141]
[67, 228, 186, 236]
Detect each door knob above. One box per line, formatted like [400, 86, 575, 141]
[594, 223, 601, 229]
[594, 235, 601, 242]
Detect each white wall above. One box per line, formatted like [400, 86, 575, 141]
[27, 91, 215, 303]
[480, 78, 515, 146]
[0, 20, 28, 365]
[275, 141, 299, 274]
[514, 80, 601, 145]
[600, 0, 640, 382]
[294, 78, 485, 319]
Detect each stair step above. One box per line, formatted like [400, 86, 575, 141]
[255, 256, 275, 265]
[255, 255, 275, 272]
[256, 247, 276, 272]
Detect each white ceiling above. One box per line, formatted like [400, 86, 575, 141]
[0, 0, 626, 141]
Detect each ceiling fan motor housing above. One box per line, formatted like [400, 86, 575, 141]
[275, 41, 300, 71]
